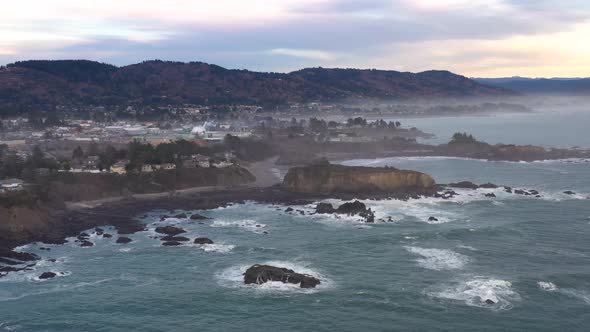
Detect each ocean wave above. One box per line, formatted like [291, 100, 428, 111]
[0, 322, 21, 331]
[432, 277, 520, 310]
[538, 281, 558, 291]
[0, 277, 115, 302]
[186, 243, 235, 253]
[210, 219, 267, 233]
[538, 281, 590, 305]
[404, 246, 469, 271]
[216, 260, 332, 293]
[340, 156, 590, 166]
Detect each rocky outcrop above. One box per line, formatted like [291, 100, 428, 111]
[39, 272, 57, 280]
[154, 226, 186, 236]
[243, 264, 321, 289]
[315, 201, 375, 222]
[162, 241, 182, 246]
[447, 181, 479, 189]
[160, 236, 190, 242]
[116, 237, 132, 244]
[189, 213, 209, 220]
[194, 238, 214, 244]
[283, 163, 436, 196]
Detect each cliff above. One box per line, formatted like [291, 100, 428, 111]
[282, 163, 436, 195]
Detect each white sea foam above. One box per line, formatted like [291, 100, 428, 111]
[433, 277, 520, 310]
[404, 246, 469, 271]
[538, 281, 558, 291]
[538, 282, 590, 305]
[210, 219, 268, 233]
[456, 245, 478, 251]
[0, 322, 21, 331]
[0, 278, 116, 302]
[216, 260, 332, 293]
[560, 289, 590, 305]
[187, 243, 235, 253]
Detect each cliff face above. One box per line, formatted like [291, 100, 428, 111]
[282, 164, 436, 195]
[0, 205, 60, 248]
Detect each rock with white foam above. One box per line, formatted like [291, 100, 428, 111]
[244, 264, 321, 289]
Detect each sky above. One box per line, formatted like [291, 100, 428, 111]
[1, 0, 590, 77]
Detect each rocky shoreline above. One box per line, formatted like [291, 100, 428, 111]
[1, 163, 585, 280]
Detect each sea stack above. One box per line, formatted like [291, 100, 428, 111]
[282, 162, 436, 195]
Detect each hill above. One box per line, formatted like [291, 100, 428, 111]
[473, 77, 590, 95]
[0, 60, 511, 113]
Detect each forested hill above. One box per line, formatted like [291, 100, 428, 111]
[474, 77, 590, 95]
[0, 60, 511, 113]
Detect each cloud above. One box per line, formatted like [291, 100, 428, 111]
[268, 48, 337, 61]
[1, 0, 590, 76]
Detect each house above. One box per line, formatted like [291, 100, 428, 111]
[0, 178, 24, 191]
[141, 164, 154, 173]
[211, 159, 233, 168]
[182, 154, 210, 168]
[159, 163, 176, 171]
[141, 163, 176, 173]
[110, 160, 128, 174]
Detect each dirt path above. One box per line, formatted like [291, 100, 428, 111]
[66, 157, 283, 211]
[244, 157, 282, 187]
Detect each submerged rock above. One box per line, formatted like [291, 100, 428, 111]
[448, 181, 479, 189]
[243, 264, 321, 289]
[79, 240, 94, 247]
[194, 237, 214, 244]
[173, 213, 188, 219]
[160, 236, 190, 242]
[102, 233, 113, 238]
[39, 272, 57, 280]
[428, 216, 439, 222]
[116, 237, 133, 244]
[484, 299, 496, 305]
[484, 193, 496, 198]
[77, 232, 90, 240]
[162, 241, 182, 246]
[563, 191, 576, 195]
[155, 226, 186, 236]
[479, 183, 498, 189]
[285, 207, 294, 213]
[189, 213, 209, 220]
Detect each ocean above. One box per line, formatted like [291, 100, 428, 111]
[1, 112, 590, 331]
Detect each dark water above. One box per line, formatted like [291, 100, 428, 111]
[2, 109, 590, 331]
[1, 157, 589, 331]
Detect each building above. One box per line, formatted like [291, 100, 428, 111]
[110, 160, 129, 174]
[182, 154, 210, 168]
[142, 163, 177, 173]
[211, 159, 233, 168]
[0, 178, 24, 191]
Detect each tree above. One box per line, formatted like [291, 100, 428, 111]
[72, 146, 84, 160]
[450, 132, 478, 145]
[308, 117, 327, 133]
[31, 146, 45, 168]
[87, 141, 99, 156]
[0, 151, 22, 178]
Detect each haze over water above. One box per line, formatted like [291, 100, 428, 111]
[1, 112, 589, 331]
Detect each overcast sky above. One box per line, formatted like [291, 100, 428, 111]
[1, 0, 589, 77]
